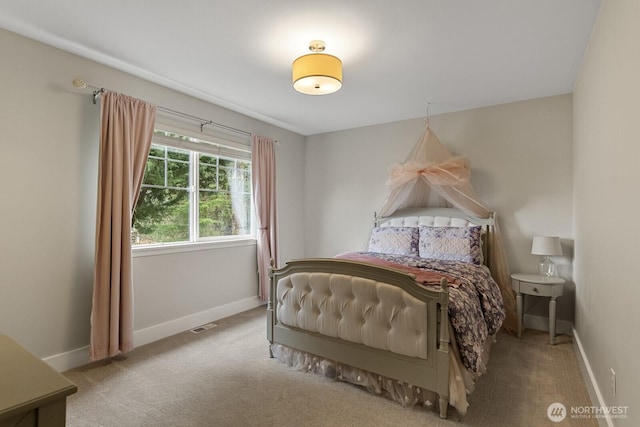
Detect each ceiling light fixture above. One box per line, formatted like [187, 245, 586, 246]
[292, 40, 342, 95]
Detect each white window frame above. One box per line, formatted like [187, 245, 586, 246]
[133, 123, 255, 257]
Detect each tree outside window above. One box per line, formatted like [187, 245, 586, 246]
[132, 131, 252, 246]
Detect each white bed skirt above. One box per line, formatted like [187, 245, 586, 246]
[271, 336, 495, 416]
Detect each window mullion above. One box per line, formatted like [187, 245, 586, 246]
[163, 146, 168, 187]
[191, 151, 198, 242]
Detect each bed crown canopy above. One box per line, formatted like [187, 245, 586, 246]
[379, 126, 488, 218]
[379, 125, 517, 332]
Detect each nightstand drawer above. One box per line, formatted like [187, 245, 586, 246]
[518, 281, 553, 297]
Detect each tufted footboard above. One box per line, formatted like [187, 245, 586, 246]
[267, 258, 451, 418]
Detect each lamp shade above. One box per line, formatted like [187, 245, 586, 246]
[531, 236, 562, 256]
[292, 41, 342, 95]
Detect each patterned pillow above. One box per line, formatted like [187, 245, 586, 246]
[368, 227, 419, 255]
[418, 226, 483, 264]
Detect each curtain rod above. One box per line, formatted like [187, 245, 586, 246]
[71, 78, 252, 137]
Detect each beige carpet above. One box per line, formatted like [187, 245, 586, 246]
[63, 307, 596, 427]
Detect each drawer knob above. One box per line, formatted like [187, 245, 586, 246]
[533, 287, 539, 293]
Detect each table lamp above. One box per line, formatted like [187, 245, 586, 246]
[531, 236, 562, 277]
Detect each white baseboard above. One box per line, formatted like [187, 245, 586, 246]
[572, 327, 613, 427]
[133, 296, 262, 347]
[523, 313, 573, 336]
[43, 296, 263, 372]
[43, 344, 91, 372]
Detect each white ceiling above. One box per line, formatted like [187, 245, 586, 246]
[0, 1, 601, 136]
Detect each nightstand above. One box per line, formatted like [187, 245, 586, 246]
[511, 273, 565, 344]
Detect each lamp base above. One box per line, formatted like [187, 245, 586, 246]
[539, 256, 556, 277]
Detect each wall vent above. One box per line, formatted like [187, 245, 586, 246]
[190, 322, 218, 333]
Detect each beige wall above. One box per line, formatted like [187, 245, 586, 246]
[573, 0, 640, 422]
[305, 94, 575, 324]
[0, 29, 306, 369]
[5, 8, 638, 420]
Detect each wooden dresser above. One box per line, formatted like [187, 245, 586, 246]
[0, 335, 77, 427]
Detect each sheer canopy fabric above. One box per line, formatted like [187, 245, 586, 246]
[379, 127, 516, 332]
[251, 136, 278, 302]
[90, 91, 156, 361]
[380, 128, 488, 218]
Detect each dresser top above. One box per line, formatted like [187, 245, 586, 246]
[0, 335, 77, 419]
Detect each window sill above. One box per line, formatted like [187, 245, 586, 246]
[132, 238, 256, 258]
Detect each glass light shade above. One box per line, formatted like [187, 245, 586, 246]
[292, 53, 342, 95]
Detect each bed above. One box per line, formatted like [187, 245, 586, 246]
[266, 207, 506, 419]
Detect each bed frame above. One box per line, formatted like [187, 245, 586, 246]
[267, 208, 495, 419]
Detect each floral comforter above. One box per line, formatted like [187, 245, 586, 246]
[336, 252, 505, 373]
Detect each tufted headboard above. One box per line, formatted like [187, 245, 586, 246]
[374, 207, 495, 266]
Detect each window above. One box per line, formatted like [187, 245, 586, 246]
[132, 129, 252, 246]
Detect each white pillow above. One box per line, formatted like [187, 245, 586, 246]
[367, 227, 419, 255]
[418, 226, 483, 264]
